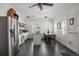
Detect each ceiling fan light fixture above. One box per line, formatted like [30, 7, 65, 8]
[29, 3, 54, 10]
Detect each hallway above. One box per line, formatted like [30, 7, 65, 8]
[16, 39, 77, 56]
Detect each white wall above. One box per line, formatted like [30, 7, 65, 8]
[0, 4, 11, 16]
[54, 7, 79, 54]
[25, 18, 54, 34]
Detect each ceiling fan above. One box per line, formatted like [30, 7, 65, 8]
[29, 3, 54, 10]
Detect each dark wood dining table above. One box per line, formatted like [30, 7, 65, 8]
[44, 33, 56, 44]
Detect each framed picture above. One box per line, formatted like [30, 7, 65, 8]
[57, 22, 61, 29]
[70, 18, 74, 25]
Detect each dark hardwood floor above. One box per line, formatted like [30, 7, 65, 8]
[16, 39, 78, 56]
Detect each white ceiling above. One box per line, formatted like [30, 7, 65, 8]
[10, 3, 79, 18]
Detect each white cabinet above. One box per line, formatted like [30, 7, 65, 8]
[19, 32, 28, 45]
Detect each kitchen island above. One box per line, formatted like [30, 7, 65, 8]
[33, 33, 41, 46]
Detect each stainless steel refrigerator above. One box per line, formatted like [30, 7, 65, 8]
[0, 16, 19, 56]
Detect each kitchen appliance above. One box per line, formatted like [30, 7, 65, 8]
[0, 16, 19, 56]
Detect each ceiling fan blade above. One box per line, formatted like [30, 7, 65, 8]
[29, 4, 38, 8]
[38, 3, 43, 10]
[43, 3, 53, 6]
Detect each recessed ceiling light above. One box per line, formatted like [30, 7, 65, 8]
[27, 16, 30, 18]
[45, 16, 47, 18]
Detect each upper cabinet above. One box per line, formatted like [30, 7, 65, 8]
[7, 8, 19, 19]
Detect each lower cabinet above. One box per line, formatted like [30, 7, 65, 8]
[19, 33, 28, 45]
